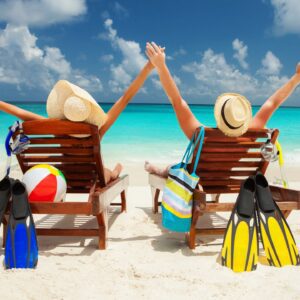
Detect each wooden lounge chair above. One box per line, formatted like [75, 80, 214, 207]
[149, 127, 300, 249]
[5, 119, 129, 249]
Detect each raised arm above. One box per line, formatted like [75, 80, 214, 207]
[145, 42, 200, 139]
[99, 61, 154, 137]
[251, 63, 300, 128]
[0, 100, 46, 121]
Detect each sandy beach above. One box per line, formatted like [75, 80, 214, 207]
[1, 0, 300, 297]
[0, 160, 299, 300]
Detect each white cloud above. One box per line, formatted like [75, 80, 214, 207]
[109, 65, 132, 92]
[173, 75, 182, 86]
[173, 47, 187, 57]
[270, 0, 300, 35]
[114, 2, 129, 17]
[166, 48, 187, 61]
[100, 54, 114, 63]
[260, 74, 289, 94]
[166, 55, 174, 61]
[260, 51, 282, 75]
[43, 47, 71, 76]
[0, 1, 101, 94]
[151, 78, 162, 90]
[72, 73, 102, 92]
[0, 24, 102, 92]
[182, 49, 257, 96]
[0, 0, 87, 27]
[103, 18, 147, 93]
[181, 48, 291, 103]
[232, 38, 248, 69]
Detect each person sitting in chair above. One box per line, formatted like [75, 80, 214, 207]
[0, 61, 155, 183]
[144, 42, 300, 177]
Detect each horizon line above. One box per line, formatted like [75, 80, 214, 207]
[8, 101, 300, 108]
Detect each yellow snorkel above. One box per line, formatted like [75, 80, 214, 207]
[261, 129, 289, 188]
[275, 140, 288, 188]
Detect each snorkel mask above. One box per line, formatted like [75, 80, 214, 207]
[260, 130, 279, 162]
[260, 129, 288, 188]
[4, 121, 30, 176]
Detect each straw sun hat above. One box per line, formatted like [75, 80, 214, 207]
[214, 93, 252, 137]
[46, 80, 107, 127]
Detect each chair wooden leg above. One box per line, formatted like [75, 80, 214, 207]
[187, 193, 206, 249]
[96, 212, 107, 250]
[188, 226, 196, 249]
[152, 188, 160, 214]
[120, 189, 127, 212]
[188, 209, 199, 249]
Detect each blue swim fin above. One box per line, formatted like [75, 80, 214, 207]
[4, 180, 38, 269]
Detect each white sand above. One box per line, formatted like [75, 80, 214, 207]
[0, 162, 300, 299]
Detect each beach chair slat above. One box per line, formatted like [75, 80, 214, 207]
[202, 142, 263, 148]
[200, 186, 241, 193]
[198, 170, 257, 177]
[21, 155, 95, 163]
[201, 147, 258, 153]
[200, 153, 262, 161]
[199, 179, 244, 186]
[23, 164, 98, 176]
[203, 128, 269, 138]
[67, 180, 94, 187]
[55, 165, 97, 172]
[22, 119, 93, 135]
[61, 173, 96, 180]
[28, 202, 93, 214]
[198, 161, 261, 169]
[66, 188, 95, 194]
[203, 137, 262, 143]
[24, 147, 94, 154]
[200, 182, 252, 192]
[29, 137, 94, 145]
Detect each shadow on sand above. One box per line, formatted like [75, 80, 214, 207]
[109, 206, 228, 258]
[1, 205, 230, 259]
[1, 207, 121, 257]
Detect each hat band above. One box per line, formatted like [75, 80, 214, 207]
[221, 99, 243, 130]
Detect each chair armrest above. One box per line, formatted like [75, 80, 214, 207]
[270, 185, 300, 203]
[148, 173, 166, 191]
[91, 175, 129, 214]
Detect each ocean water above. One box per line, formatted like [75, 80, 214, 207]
[0, 103, 300, 165]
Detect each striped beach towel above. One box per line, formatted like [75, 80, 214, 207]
[162, 127, 205, 232]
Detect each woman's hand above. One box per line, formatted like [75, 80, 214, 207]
[145, 42, 166, 71]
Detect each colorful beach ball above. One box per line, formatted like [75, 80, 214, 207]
[22, 164, 67, 202]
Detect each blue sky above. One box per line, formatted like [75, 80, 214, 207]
[0, 0, 300, 106]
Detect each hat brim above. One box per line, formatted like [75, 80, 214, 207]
[214, 93, 252, 137]
[47, 80, 107, 128]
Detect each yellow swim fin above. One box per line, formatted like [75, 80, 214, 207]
[255, 172, 300, 267]
[221, 177, 258, 272]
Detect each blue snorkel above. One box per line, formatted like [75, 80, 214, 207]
[4, 121, 30, 176]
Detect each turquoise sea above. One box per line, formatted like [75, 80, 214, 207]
[0, 103, 300, 165]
